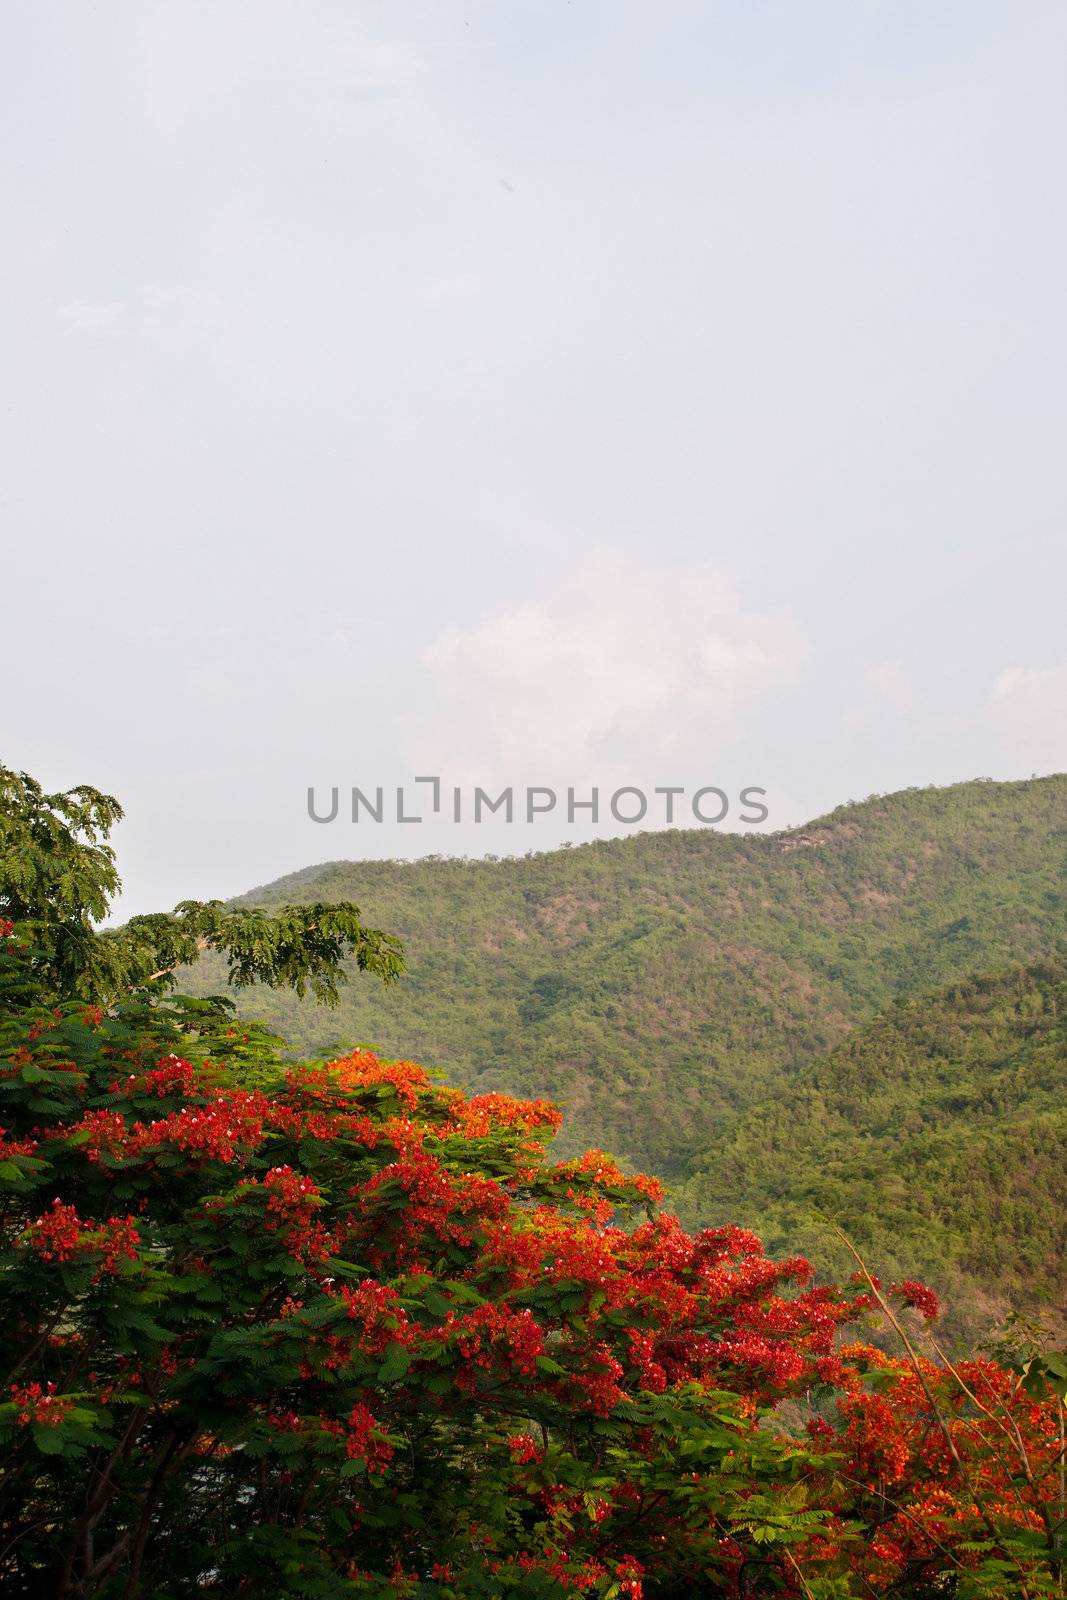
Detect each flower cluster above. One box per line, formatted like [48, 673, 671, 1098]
[891, 1277, 941, 1321]
[441, 1303, 546, 1385]
[107, 1054, 213, 1100]
[260, 1165, 332, 1263]
[337, 1278, 411, 1355]
[327, 1050, 430, 1109]
[73, 1090, 269, 1166]
[26, 1200, 140, 1275]
[344, 1403, 394, 1473]
[506, 1432, 542, 1464]
[442, 1090, 564, 1140]
[0, 1123, 39, 1160]
[9, 1381, 74, 1428]
[353, 1148, 510, 1269]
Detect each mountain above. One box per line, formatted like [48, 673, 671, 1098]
[198, 772, 1065, 1162]
[184, 774, 1067, 1330]
[678, 961, 1067, 1335]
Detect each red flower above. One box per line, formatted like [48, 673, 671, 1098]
[9, 1381, 74, 1428]
[891, 1278, 940, 1322]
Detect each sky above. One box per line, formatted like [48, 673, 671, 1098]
[2, 0, 1065, 918]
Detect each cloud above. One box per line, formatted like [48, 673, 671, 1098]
[989, 664, 1067, 774]
[411, 549, 806, 788]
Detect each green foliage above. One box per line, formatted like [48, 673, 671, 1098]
[0, 763, 404, 1005]
[0, 766, 123, 994]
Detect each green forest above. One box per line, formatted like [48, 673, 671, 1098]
[680, 961, 1067, 1335]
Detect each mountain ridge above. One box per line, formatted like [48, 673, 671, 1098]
[241, 773, 1065, 898]
[202, 772, 1065, 1154]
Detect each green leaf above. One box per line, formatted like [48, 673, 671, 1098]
[377, 1343, 411, 1384]
[32, 1426, 68, 1455]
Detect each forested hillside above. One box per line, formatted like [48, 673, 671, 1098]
[679, 961, 1067, 1335]
[205, 776, 1067, 1184]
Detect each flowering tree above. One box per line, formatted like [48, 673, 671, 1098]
[0, 961, 839, 1597]
[806, 1337, 1067, 1597]
[1, 769, 1064, 1598]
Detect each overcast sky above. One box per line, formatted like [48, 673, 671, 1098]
[3, 1, 1065, 918]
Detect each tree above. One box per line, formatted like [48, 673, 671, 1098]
[0, 952, 853, 1597]
[1, 768, 1064, 1598]
[0, 764, 404, 1005]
